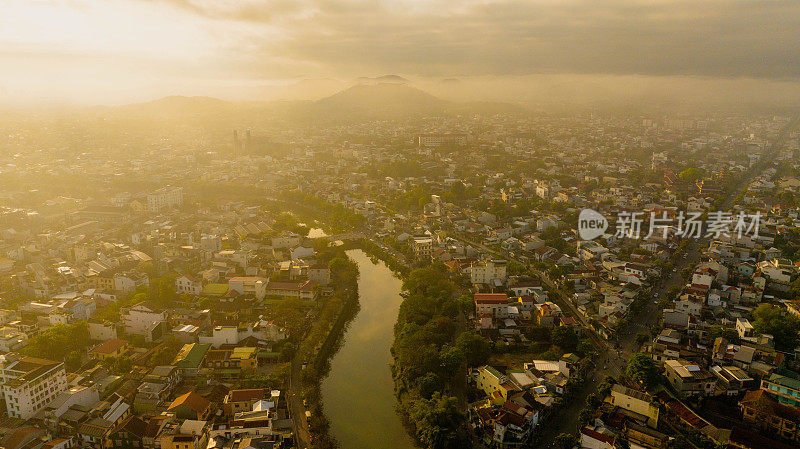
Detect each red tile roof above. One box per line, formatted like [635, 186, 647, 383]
[168, 391, 210, 414]
[91, 338, 128, 355]
[474, 293, 508, 304]
[228, 388, 265, 403]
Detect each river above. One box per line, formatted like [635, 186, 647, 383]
[320, 249, 417, 449]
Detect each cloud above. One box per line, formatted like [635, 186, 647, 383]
[137, 0, 800, 79]
[2, 0, 799, 103]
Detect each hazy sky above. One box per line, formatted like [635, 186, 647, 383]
[2, 0, 799, 104]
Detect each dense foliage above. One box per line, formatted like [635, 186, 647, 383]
[22, 321, 90, 366]
[626, 353, 659, 387]
[752, 304, 800, 351]
[392, 264, 482, 448]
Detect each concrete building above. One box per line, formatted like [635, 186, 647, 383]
[609, 384, 659, 428]
[470, 259, 507, 286]
[147, 186, 183, 212]
[0, 354, 67, 420]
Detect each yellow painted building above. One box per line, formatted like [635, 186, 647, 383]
[609, 384, 659, 427]
[475, 366, 517, 405]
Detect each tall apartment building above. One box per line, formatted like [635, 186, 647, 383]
[0, 354, 67, 420]
[470, 259, 507, 286]
[147, 186, 184, 212]
[411, 236, 433, 259]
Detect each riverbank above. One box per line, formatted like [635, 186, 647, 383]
[390, 263, 476, 449]
[290, 250, 360, 449]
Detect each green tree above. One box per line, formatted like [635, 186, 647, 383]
[552, 326, 579, 352]
[22, 321, 90, 362]
[752, 304, 800, 351]
[554, 433, 579, 449]
[679, 167, 705, 183]
[626, 353, 659, 388]
[111, 356, 133, 375]
[706, 325, 740, 344]
[454, 332, 491, 367]
[409, 393, 467, 449]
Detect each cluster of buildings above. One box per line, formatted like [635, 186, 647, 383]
[0, 179, 347, 447]
[2, 102, 800, 449]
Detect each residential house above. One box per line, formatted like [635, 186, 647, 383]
[167, 392, 211, 420]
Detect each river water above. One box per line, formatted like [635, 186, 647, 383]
[320, 249, 417, 449]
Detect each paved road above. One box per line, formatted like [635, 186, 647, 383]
[288, 355, 311, 448]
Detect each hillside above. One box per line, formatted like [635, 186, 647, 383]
[314, 83, 448, 117]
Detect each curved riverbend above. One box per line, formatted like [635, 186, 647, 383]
[320, 249, 416, 449]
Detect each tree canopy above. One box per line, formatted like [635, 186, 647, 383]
[626, 353, 659, 387]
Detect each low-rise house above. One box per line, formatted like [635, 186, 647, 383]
[228, 277, 267, 300]
[0, 327, 28, 353]
[475, 293, 509, 318]
[175, 275, 202, 295]
[167, 392, 211, 420]
[90, 338, 129, 360]
[474, 365, 519, 405]
[42, 385, 100, 429]
[172, 343, 211, 378]
[105, 416, 147, 449]
[761, 372, 800, 407]
[739, 389, 800, 443]
[223, 388, 268, 416]
[114, 272, 149, 294]
[710, 365, 754, 396]
[205, 347, 258, 379]
[263, 280, 317, 301]
[664, 359, 716, 397]
[609, 384, 659, 428]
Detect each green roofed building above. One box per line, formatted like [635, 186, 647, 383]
[761, 372, 800, 407]
[172, 343, 211, 378]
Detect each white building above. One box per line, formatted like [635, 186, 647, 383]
[175, 275, 202, 295]
[147, 186, 183, 212]
[0, 354, 67, 420]
[474, 294, 509, 318]
[120, 302, 167, 341]
[228, 277, 267, 299]
[114, 272, 149, 293]
[0, 327, 28, 353]
[200, 319, 287, 348]
[470, 259, 507, 286]
[411, 236, 433, 259]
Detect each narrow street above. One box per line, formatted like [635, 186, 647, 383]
[288, 355, 311, 448]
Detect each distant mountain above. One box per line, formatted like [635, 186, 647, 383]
[115, 95, 235, 117]
[104, 81, 526, 125]
[275, 78, 345, 101]
[350, 74, 410, 85]
[314, 83, 448, 117]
